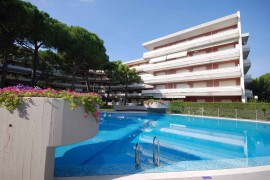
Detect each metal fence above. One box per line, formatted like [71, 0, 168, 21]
[169, 106, 270, 121]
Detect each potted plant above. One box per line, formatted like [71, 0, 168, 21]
[0, 85, 103, 180]
[143, 99, 170, 113]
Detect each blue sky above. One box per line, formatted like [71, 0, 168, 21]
[28, 0, 270, 78]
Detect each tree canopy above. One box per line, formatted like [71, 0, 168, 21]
[110, 60, 141, 104]
[248, 73, 270, 102]
[0, 0, 108, 89]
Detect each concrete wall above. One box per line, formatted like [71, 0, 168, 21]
[0, 97, 98, 180]
[114, 105, 147, 111]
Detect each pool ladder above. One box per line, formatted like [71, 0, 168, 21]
[153, 136, 160, 166]
[135, 136, 160, 167]
[135, 143, 140, 167]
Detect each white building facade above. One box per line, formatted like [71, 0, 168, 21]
[125, 12, 252, 103]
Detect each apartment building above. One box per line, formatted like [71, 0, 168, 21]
[125, 12, 252, 103]
[0, 64, 151, 104]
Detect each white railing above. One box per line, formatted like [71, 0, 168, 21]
[143, 67, 241, 84]
[135, 48, 240, 72]
[142, 86, 242, 96]
[143, 29, 239, 59]
[110, 93, 142, 97]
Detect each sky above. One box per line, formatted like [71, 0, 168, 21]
[27, 0, 270, 78]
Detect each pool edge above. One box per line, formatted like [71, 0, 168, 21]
[54, 165, 270, 180]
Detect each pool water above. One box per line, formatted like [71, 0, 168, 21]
[54, 112, 270, 177]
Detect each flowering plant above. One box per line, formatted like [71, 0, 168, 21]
[0, 84, 103, 122]
[143, 99, 169, 106]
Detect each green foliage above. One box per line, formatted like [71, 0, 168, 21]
[0, 85, 103, 121]
[247, 73, 270, 102]
[0, 0, 108, 89]
[109, 60, 141, 104]
[169, 100, 270, 120]
[57, 26, 108, 90]
[168, 100, 185, 113]
[110, 60, 141, 83]
[0, 0, 37, 87]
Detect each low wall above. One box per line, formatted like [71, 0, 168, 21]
[0, 98, 98, 180]
[114, 105, 147, 111]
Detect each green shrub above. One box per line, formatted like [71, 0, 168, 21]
[169, 100, 270, 120]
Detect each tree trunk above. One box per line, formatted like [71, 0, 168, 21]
[0, 52, 9, 88]
[71, 59, 76, 91]
[31, 44, 39, 87]
[84, 73, 90, 92]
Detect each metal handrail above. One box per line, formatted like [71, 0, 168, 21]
[135, 143, 140, 167]
[153, 136, 160, 166]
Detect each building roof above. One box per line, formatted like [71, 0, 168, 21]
[143, 12, 239, 51]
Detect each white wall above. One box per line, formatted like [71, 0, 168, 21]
[0, 98, 98, 180]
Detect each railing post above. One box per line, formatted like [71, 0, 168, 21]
[218, 108, 220, 117]
[256, 109, 258, 120]
[235, 109, 238, 119]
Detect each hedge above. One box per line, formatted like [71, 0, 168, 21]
[169, 100, 270, 110]
[168, 100, 270, 120]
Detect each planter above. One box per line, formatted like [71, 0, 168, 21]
[144, 101, 170, 113]
[0, 97, 98, 180]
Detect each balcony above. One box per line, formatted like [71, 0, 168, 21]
[244, 74, 252, 84]
[143, 67, 241, 84]
[243, 59, 251, 74]
[142, 86, 242, 98]
[245, 89, 253, 98]
[135, 48, 240, 72]
[242, 44, 250, 59]
[143, 29, 239, 60]
[110, 93, 142, 97]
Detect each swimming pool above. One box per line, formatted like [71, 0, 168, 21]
[54, 112, 270, 177]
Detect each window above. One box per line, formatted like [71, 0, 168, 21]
[176, 83, 190, 89]
[193, 66, 206, 72]
[219, 80, 236, 87]
[155, 84, 166, 89]
[193, 82, 207, 88]
[218, 62, 235, 69]
[155, 71, 166, 76]
[176, 69, 189, 74]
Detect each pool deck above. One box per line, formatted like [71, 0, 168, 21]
[54, 165, 270, 180]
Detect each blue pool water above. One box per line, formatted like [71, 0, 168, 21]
[54, 112, 270, 177]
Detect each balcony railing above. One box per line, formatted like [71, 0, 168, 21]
[245, 89, 253, 98]
[244, 74, 252, 83]
[142, 86, 242, 97]
[242, 44, 250, 60]
[243, 59, 251, 74]
[143, 67, 241, 84]
[135, 48, 240, 72]
[143, 29, 239, 60]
